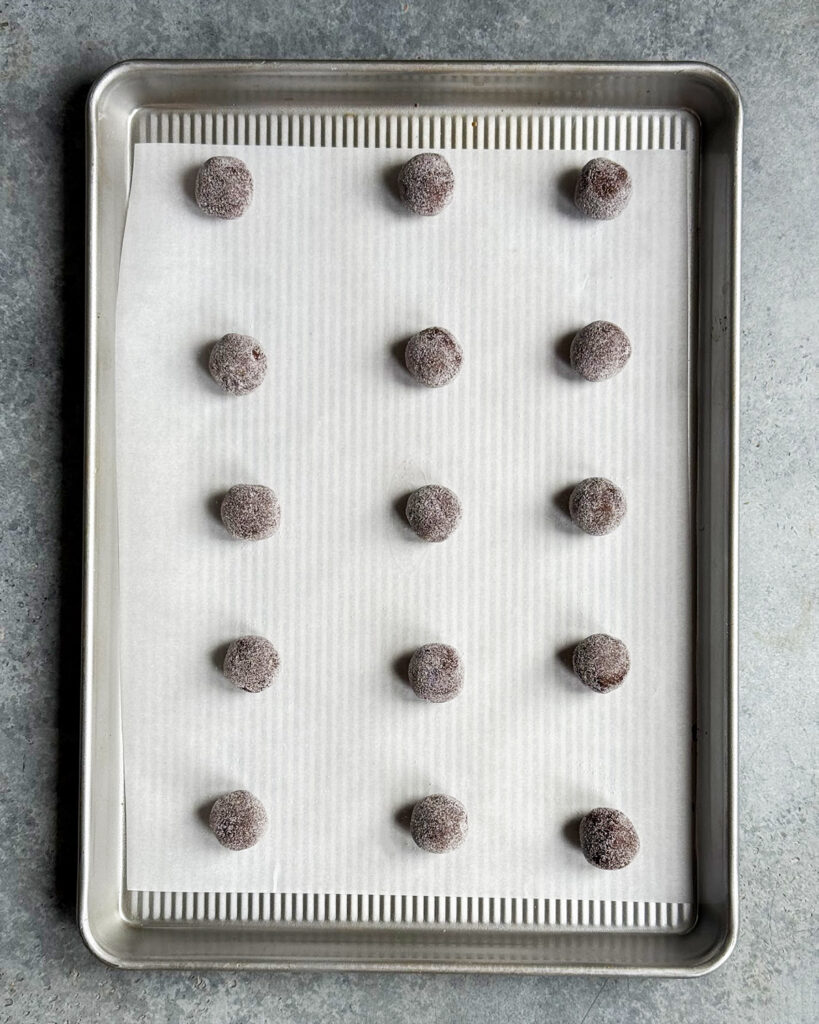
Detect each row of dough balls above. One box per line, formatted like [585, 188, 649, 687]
[218, 476, 626, 546]
[194, 152, 633, 221]
[208, 320, 631, 398]
[221, 636, 629, 699]
[207, 791, 640, 870]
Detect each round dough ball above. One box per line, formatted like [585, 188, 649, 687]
[209, 333, 268, 395]
[405, 485, 462, 542]
[579, 807, 640, 869]
[570, 321, 631, 382]
[410, 794, 468, 853]
[574, 158, 633, 220]
[209, 790, 268, 850]
[569, 477, 626, 535]
[397, 153, 455, 216]
[221, 485, 281, 540]
[572, 634, 630, 693]
[405, 327, 463, 387]
[408, 643, 463, 703]
[224, 635, 280, 693]
[195, 156, 254, 219]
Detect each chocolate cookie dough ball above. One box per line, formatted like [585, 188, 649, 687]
[574, 158, 632, 220]
[209, 790, 268, 850]
[195, 156, 254, 219]
[410, 794, 468, 853]
[579, 807, 640, 869]
[572, 634, 630, 693]
[405, 485, 462, 542]
[221, 485, 280, 540]
[408, 643, 463, 703]
[397, 153, 454, 216]
[209, 333, 267, 395]
[569, 478, 626, 535]
[223, 635, 280, 693]
[405, 327, 463, 387]
[570, 321, 631, 382]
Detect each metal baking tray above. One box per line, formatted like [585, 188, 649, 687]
[81, 60, 741, 974]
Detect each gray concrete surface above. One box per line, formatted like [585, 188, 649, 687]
[0, 1, 816, 1021]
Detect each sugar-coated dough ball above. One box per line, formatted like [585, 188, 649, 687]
[221, 485, 281, 540]
[574, 158, 632, 220]
[579, 807, 640, 869]
[405, 485, 462, 542]
[572, 634, 630, 693]
[223, 635, 280, 693]
[410, 794, 468, 852]
[397, 153, 454, 216]
[405, 327, 463, 387]
[570, 321, 631, 381]
[209, 790, 268, 850]
[408, 643, 463, 702]
[209, 333, 268, 395]
[569, 478, 626, 535]
[195, 156, 254, 219]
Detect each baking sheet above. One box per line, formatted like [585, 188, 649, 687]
[116, 142, 693, 904]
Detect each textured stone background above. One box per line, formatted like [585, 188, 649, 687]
[0, 1, 816, 1021]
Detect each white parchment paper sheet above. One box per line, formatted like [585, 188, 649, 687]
[117, 143, 693, 901]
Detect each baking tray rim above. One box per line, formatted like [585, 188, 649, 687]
[79, 58, 740, 975]
[85, 56, 744, 106]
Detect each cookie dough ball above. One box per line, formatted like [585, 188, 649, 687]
[579, 807, 640, 869]
[405, 485, 462, 542]
[209, 790, 268, 850]
[224, 635, 280, 693]
[221, 485, 281, 540]
[408, 643, 463, 703]
[209, 333, 268, 395]
[569, 477, 626, 535]
[572, 634, 630, 693]
[570, 321, 631, 381]
[410, 794, 468, 853]
[574, 158, 632, 220]
[405, 327, 463, 387]
[397, 153, 454, 216]
[195, 156, 254, 219]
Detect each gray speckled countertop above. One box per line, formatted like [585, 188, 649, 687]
[1, 2, 816, 1021]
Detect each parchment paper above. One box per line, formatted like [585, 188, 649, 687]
[117, 142, 693, 902]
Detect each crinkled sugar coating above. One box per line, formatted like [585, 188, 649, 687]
[224, 635, 280, 693]
[209, 790, 268, 850]
[408, 643, 463, 703]
[570, 321, 631, 382]
[397, 153, 455, 216]
[574, 158, 633, 220]
[410, 794, 468, 853]
[405, 485, 462, 542]
[209, 333, 268, 395]
[579, 807, 640, 869]
[405, 327, 463, 387]
[195, 156, 254, 219]
[572, 634, 630, 693]
[569, 477, 626, 535]
[221, 485, 281, 540]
